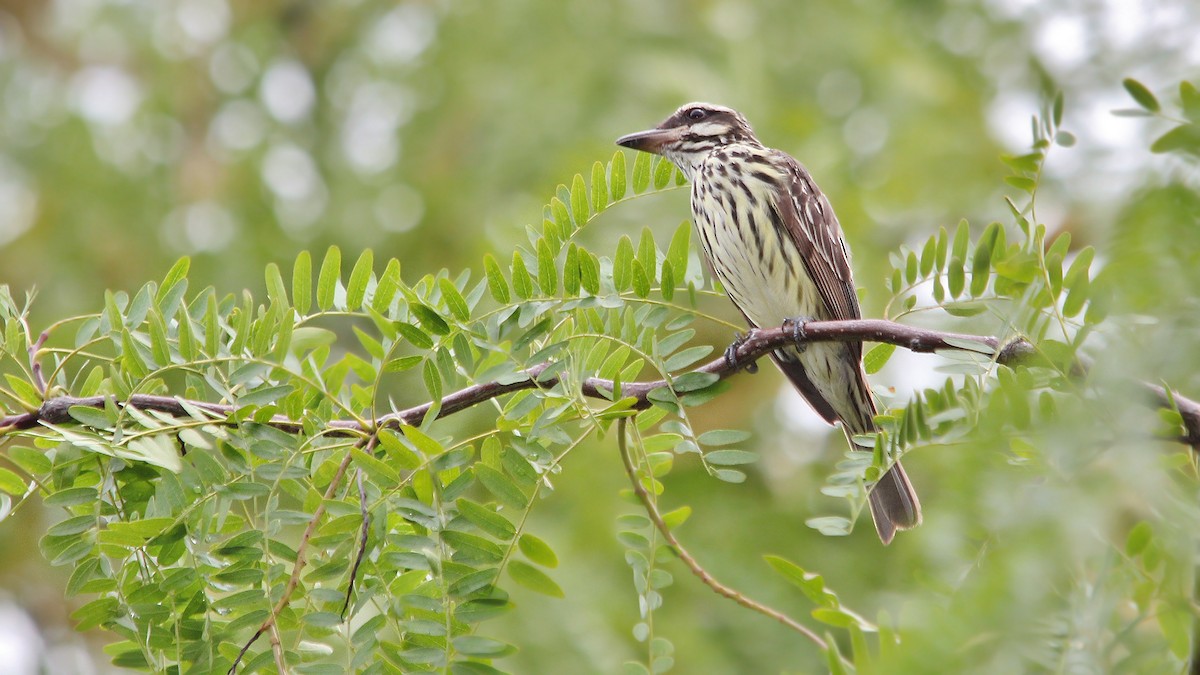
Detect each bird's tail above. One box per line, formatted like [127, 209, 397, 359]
[867, 461, 921, 545]
[771, 347, 922, 544]
[840, 368, 922, 545]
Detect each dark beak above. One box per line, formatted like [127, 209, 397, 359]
[615, 127, 680, 154]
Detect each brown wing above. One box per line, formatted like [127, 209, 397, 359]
[768, 150, 864, 342]
[764, 149, 873, 427]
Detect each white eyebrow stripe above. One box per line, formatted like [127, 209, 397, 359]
[690, 121, 727, 135]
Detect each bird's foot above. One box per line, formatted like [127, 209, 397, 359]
[784, 316, 815, 353]
[724, 330, 759, 374]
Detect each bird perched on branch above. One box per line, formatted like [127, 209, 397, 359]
[616, 103, 920, 544]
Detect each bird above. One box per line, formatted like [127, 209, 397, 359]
[616, 102, 921, 544]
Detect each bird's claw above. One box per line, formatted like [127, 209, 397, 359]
[784, 317, 814, 353]
[724, 331, 759, 373]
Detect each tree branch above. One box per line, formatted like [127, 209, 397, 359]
[3, 318, 1198, 446]
[616, 418, 834, 651]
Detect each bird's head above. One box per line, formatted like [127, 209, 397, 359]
[616, 103, 760, 169]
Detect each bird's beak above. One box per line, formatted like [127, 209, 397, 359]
[615, 126, 680, 154]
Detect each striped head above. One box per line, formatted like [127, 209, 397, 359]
[616, 102, 762, 179]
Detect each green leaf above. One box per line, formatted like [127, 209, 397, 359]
[7, 447, 49, 475]
[904, 250, 918, 285]
[45, 486, 99, 507]
[613, 236, 634, 292]
[373, 258, 402, 313]
[637, 227, 657, 280]
[346, 248, 374, 309]
[70, 597, 120, 631]
[666, 221, 691, 280]
[563, 243, 581, 296]
[1062, 275, 1089, 317]
[475, 464, 527, 509]
[438, 278, 470, 321]
[125, 284, 153, 329]
[508, 560, 564, 598]
[951, 219, 969, 263]
[4, 374, 40, 408]
[1052, 91, 1064, 127]
[400, 423, 444, 457]
[120, 328, 147, 377]
[1125, 521, 1152, 557]
[241, 385, 296, 409]
[970, 223, 999, 296]
[806, 516, 852, 536]
[511, 251, 533, 299]
[712, 469, 746, 483]
[571, 173, 589, 227]
[610, 150, 627, 200]
[537, 238, 558, 295]
[948, 256, 965, 298]
[1182, 81, 1200, 122]
[317, 246, 341, 311]
[396, 322, 433, 349]
[453, 636, 515, 658]
[423, 358, 443, 401]
[0, 468, 27, 495]
[518, 533, 559, 568]
[1150, 123, 1200, 155]
[591, 160, 609, 212]
[662, 504, 691, 530]
[456, 499, 516, 540]
[203, 292, 219, 356]
[1123, 78, 1159, 112]
[631, 260, 651, 298]
[813, 607, 861, 628]
[411, 303, 450, 335]
[659, 260, 675, 301]
[653, 157, 673, 189]
[580, 247, 600, 294]
[264, 262, 288, 309]
[864, 342, 896, 374]
[764, 555, 830, 605]
[483, 254, 511, 303]
[157, 257, 190, 302]
[292, 250, 312, 314]
[549, 198, 570, 241]
[697, 428, 749, 446]
[664, 345, 712, 371]
[705, 450, 758, 466]
[1004, 176, 1036, 193]
[384, 355, 422, 372]
[632, 151, 651, 193]
[1064, 246, 1093, 289]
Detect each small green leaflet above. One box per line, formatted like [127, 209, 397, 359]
[507, 560, 564, 598]
[863, 343, 896, 374]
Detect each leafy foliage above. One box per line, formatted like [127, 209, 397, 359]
[1, 85, 1199, 674]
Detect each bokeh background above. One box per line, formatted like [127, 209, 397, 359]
[1, 0, 1198, 672]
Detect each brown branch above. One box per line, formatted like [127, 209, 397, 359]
[28, 330, 48, 395]
[615, 418, 836, 653]
[229, 447, 356, 674]
[341, 468, 370, 619]
[3, 319, 1198, 446]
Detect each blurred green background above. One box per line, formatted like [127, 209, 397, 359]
[1, 0, 1198, 672]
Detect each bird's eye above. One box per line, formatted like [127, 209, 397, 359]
[687, 108, 706, 121]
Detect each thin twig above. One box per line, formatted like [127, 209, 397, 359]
[28, 330, 48, 394]
[341, 466, 371, 618]
[3, 319, 1198, 446]
[616, 417, 834, 652]
[229, 448, 356, 674]
[268, 622, 288, 675]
